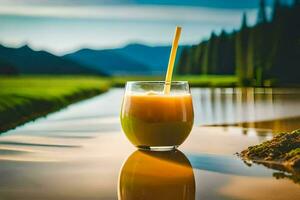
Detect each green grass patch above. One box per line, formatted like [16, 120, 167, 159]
[174, 75, 238, 87]
[0, 75, 110, 132]
[111, 75, 238, 87]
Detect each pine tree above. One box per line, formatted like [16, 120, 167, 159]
[250, 25, 266, 86]
[217, 30, 228, 74]
[246, 29, 255, 84]
[271, 0, 300, 84]
[241, 12, 248, 29]
[219, 31, 236, 75]
[192, 44, 204, 74]
[187, 45, 197, 74]
[201, 42, 209, 74]
[176, 47, 189, 75]
[272, 0, 282, 20]
[257, 0, 268, 24]
[251, 0, 273, 86]
[203, 32, 217, 74]
[210, 33, 219, 74]
[236, 13, 250, 84]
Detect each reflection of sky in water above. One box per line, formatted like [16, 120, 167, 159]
[187, 153, 273, 177]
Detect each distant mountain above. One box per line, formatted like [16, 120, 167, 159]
[0, 44, 103, 75]
[0, 43, 186, 76]
[64, 44, 186, 75]
[114, 44, 172, 74]
[63, 48, 150, 75]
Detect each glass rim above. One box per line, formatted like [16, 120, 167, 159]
[126, 81, 188, 85]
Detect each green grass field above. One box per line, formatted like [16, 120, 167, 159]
[0, 76, 110, 132]
[111, 75, 238, 87]
[0, 75, 237, 133]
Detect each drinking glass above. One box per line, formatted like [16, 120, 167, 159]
[120, 81, 194, 151]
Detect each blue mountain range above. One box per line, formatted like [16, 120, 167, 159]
[0, 43, 185, 76]
[64, 44, 185, 75]
[0, 44, 102, 75]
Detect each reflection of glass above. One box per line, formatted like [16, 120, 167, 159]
[120, 81, 194, 151]
[118, 150, 195, 200]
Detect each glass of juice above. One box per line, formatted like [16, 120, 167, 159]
[120, 81, 194, 151]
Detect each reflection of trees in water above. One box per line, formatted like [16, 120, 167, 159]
[198, 88, 300, 135]
[241, 155, 300, 185]
[199, 88, 274, 126]
[254, 161, 300, 185]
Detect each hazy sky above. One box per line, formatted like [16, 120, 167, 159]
[0, 0, 268, 55]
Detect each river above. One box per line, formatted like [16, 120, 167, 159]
[0, 88, 299, 199]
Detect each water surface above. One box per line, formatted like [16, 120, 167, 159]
[0, 88, 299, 200]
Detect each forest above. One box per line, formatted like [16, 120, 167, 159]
[176, 0, 300, 86]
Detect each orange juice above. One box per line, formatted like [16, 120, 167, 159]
[120, 92, 194, 148]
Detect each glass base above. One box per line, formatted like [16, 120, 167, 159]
[137, 145, 178, 151]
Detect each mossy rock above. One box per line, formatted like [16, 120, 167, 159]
[241, 129, 300, 168]
[240, 129, 300, 184]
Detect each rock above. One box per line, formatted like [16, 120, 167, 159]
[240, 129, 300, 184]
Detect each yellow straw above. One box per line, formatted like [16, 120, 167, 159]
[164, 26, 182, 95]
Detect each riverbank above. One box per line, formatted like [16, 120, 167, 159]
[240, 129, 300, 183]
[0, 76, 110, 133]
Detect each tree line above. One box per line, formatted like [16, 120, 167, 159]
[176, 0, 300, 86]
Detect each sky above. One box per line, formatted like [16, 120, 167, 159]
[0, 0, 271, 55]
